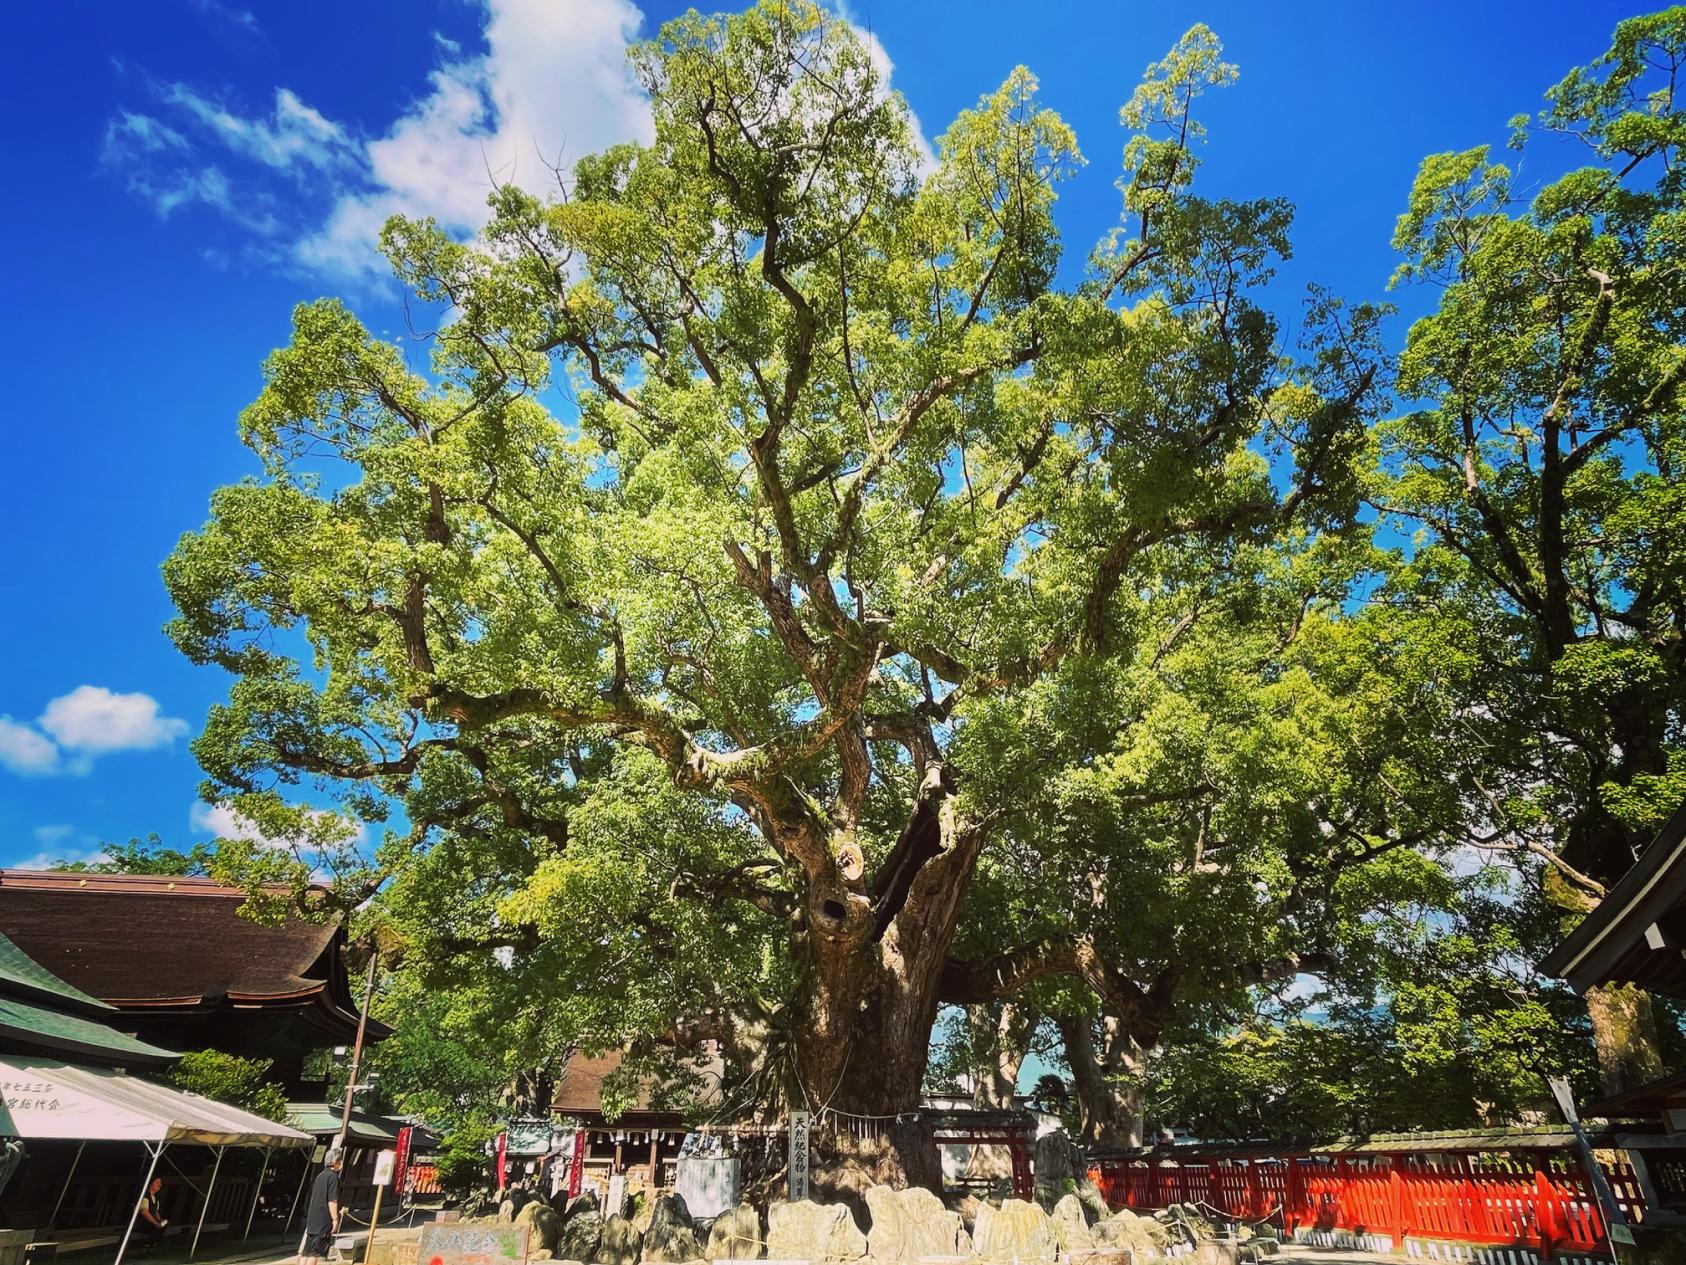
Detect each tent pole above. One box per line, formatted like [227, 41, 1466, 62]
[190, 1144, 227, 1259]
[285, 1152, 312, 1229]
[243, 1146, 272, 1240]
[45, 1139, 86, 1230]
[113, 1141, 165, 1265]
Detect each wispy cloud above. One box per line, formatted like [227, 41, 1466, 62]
[297, 0, 655, 279]
[105, 0, 936, 283]
[0, 687, 190, 777]
[13, 825, 112, 873]
[190, 800, 367, 851]
[158, 84, 357, 174]
[0, 719, 61, 777]
[190, 0, 262, 36]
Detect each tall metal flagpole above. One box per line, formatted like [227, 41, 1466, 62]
[337, 950, 380, 1149]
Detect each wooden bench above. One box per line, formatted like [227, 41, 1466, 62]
[25, 1229, 121, 1261]
[27, 1219, 235, 1259]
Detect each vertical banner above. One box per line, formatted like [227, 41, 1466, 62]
[495, 1131, 508, 1191]
[392, 1125, 413, 1198]
[569, 1129, 586, 1199]
[788, 1110, 810, 1201]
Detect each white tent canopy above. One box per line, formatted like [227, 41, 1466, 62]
[0, 1055, 312, 1148]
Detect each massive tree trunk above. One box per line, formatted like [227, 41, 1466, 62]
[1058, 1014, 1147, 1149]
[792, 786, 988, 1193]
[1586, 982, 1666, 1097]
[1544, 829, 1668, 1097]
[968, 1002, 1033, 1109]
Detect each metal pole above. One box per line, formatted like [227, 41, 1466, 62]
[337, 950, 380, 1150]
[191, 1146, 227, 1261]
[46, 1139, 86, 1230]
[113, 1142, 165, 1265]
[285, 1153, 312, 1230]
[243, 1147, 272, 1240]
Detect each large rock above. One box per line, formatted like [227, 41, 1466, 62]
[567, 1191, 602, 1221]
[600, 1214, 644, 1265]
[1050, 1195, 1093, 1251]
[1092, 1209, 1170, 1258]
[499, 1198, 518, 1223]
[518, 1201, 565, 1254]
[705, 1204, 762, 1261]
[1074, 1180, 1110, 1226]
[944, 1195, 984, 1235]
[864, 1185, 965, 1262]
[561, 1210, 605, 1262]
[767, 1199, 867, 1263]
[972, 1199, 1055, 1262]
[1032, 1133, 1083, 1211]
[644, 1192, 704, 1263]
[1193, 1243, 1241, 1265]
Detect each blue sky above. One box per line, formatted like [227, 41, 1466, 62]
[0, 0, 1642, 868]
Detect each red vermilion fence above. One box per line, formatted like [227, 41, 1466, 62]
[1090, 1152, 1648, 1259]
[405, 1159, 445, 1198]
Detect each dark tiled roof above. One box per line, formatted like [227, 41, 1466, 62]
[0, 990, 177, 1066]
[552, 1048, 724, 1119]
[286, 1102, 441, 1150]
[0, 929, 112, 1015]
[1539, 799, 1686, 998]
[0, 871, 386, 1042]
[0, 929, 177, 1066]
[554, 1050, 652, 1115]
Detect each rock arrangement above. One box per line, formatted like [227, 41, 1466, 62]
[474, 1172, 1203, 1264]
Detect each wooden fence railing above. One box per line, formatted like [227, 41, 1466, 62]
[1090, 1151, 1649, 1259]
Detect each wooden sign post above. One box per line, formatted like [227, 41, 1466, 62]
[365, 1148, 396, 1263]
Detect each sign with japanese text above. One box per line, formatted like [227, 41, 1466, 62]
[788, 1110, 810, 1201]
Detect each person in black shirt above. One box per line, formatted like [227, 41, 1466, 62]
[298, 1148, 343, 1265]
[135, 1176, 168, 1257]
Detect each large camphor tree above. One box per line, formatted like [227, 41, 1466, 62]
[944, 554, 1480, 1149]
[166, 3, 1385, 1184]
[1372, 8, 1686, 1093]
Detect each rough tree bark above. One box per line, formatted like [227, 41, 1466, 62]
[969, 1003, 1034, 1109]
[1057, 1014, 1147, 1149]
[1586, 983, 1666, 1097]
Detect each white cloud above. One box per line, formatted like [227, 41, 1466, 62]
[104, 111, 188, 156]
[846, 21, 937, 177]
[15, 828, 112, 873]
[39, 686, 190, 754]
[106, 0, 936, 280]
[0, 718, 62, 776]
[12, 826, 101, 872]
[191, 0, 261, 34]
[190, 800, 367, 850]
[297, 0, 654, 279]
[160, 84, 357, 174]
